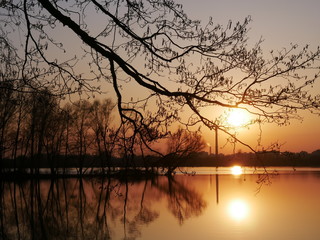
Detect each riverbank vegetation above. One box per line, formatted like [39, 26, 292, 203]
[0, 90, 207, 175]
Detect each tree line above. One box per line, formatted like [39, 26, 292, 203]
[0, 86, 206, 175]
[0, 86, 113, 171]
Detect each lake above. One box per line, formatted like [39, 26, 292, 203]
[1, 167, 320, 240]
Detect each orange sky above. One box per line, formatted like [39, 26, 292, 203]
[92, 0, 320, 154]
[13, 0, 319, 154]
[178, 0, 320, 153]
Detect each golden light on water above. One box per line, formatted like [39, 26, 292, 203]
[228, 199, 249, 221]
[227, 108, 250, 127]
[231, 166, 243, 175]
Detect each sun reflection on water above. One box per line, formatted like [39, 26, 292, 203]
[231, 166, 243, 175]
[228, 199, 249, 221]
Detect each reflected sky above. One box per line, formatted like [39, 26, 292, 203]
[1, 169, 320, 240]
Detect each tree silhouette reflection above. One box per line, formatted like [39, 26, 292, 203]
[0, 176, 206, 239]
[155, 177, 207, 225]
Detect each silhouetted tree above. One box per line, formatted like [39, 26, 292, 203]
[1, 0, 320, 154]
[42, 103, 69, 173]
[10, 93, 27, 164]
[0, 36, 21, 162]
[61, 103, 73, 161]
[89, 98, 115, 170]
[69, 100, 93, 173]
[163, 127, 205, 174]
[0, 82, 17, 161]
[21, 89, 58, 172]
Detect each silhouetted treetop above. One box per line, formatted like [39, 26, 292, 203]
[1, 0, 320, 152]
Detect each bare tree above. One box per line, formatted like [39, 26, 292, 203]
[1, 0, 320, 154]
[0, 82, 17, 161]
[17, 89, 58, 172]
[0, 35, 21, 161]
[69, 100, 93, 174]
[89, 98, 116, 171]
[167, 128, 206, 157]
[163, 127, 205, 174]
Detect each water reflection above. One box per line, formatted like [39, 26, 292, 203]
[228, 199, 249, 221]
[231, 166, 243, 175]
[0, 176, 206, 239]
[1, 169, 320, 240]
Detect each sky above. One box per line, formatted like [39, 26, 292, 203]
[177, 0, 320, 153]
[64, 0, 320, 154]
[6, 0, 319, 154]
[181, 0, 320, 47]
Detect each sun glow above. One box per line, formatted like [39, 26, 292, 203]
[227, 108, 250, 127]
[228, 199, 249, 221]
[231, 166, 243, 175]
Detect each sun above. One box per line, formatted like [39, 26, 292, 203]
[226, 108, 250, 127]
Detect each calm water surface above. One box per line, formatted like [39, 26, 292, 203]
[1, 167, 320, 240]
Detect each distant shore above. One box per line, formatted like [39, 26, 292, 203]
[2, 150, 320, 170]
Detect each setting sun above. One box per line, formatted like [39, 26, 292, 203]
[227, 109, 250, 127]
